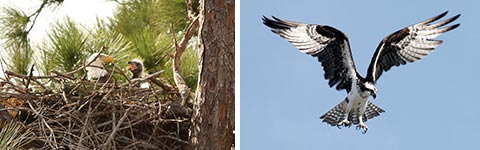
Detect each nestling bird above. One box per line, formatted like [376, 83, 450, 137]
[85, 53, 115, 83]
[127, 59, 145, 79]
[127, 59, 150, 88]
[263, 11, 460, 133]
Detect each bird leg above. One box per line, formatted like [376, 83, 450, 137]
[356, 116, 368, 134]
[338, 99, 353, 128]
[337, 112, 351, 128]
[337, 119, 351, 128]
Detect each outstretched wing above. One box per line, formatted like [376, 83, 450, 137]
[263, 16, 358, 92]
[366, 11, 460, 83]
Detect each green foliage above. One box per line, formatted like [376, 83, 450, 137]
[36, 42, 53, 75]
[129, 30, 173, 74]
[87, 18, 131, 59]
[42, 17, 86, 73]
[0, 7, 32, 75]
[0, 7, 29, 44]
[181, 37, 199, 88]
[82, 18, 133, 82]
[157, 0, 189, 32]
[109, 0, 199, 90]
[0, 1, 202, 148]
[113, 0, 187, 34]
[0, 122, 33, 149]
[1, 0, 200, 90]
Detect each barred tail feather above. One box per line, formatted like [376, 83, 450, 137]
[320, 99, 385, 126]
[351, 101, 385, 124]
[363, 101, 385, 121]
[320, 98, 348, 126]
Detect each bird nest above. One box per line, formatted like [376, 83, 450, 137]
[0, 67, 191, 149]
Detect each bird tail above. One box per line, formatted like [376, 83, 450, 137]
[362, 101, 385, 122]
[320, 98, 385, 126]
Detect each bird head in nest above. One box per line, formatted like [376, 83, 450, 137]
[87, 53, 114, 65]
[127, 59, 144, 79]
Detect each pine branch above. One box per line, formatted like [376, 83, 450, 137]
[172, 16, 200, 106]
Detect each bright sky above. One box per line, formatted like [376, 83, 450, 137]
[0, 0, 117, 78]
[241, 0, 478, 149]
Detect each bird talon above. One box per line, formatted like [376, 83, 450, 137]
[337, 119, 351, 128]
[362, 128, 368, 134]
[356, 123, 368, 134]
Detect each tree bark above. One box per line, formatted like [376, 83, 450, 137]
[190, 0, 235, 149]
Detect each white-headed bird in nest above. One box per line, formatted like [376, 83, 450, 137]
[85, 53, 114, 83]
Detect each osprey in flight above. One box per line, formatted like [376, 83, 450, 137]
[263, 11, 460, 133]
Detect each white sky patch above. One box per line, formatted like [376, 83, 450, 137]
[0, 0, 117, 78]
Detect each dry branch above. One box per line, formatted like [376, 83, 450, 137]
[0, 60, 190, 149]
[172, 16, 200, 106]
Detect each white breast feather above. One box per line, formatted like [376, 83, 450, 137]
[86, 53, 108, 80]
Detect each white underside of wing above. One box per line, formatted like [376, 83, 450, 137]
[279, 25, 331, 55]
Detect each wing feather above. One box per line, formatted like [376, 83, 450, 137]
[366, 11, 460, 82]
[263, 16, 358, 92]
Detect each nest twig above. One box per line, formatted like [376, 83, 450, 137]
[0, 59, 190, 149]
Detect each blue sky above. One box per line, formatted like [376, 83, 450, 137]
[241, 0, 479, 149]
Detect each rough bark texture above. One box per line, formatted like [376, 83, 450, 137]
[190, 0, 235, 149]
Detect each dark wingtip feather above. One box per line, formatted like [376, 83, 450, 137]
[442, 11, 449, 15]
[262, 15, 273, 23]
[430, 13, 461, 28]
[443, 14, 461, 26]
[419, 11, 449, 25]
[446, 23, 461, 32]
[448, 13, 461, 30]
[262, 15, 291, 30]
[452, 23, 461, 29]
[439, 11, 449, 18]
[450, 14, 461, 22]
[262, 16, 277, 28]
[262, 15, 272, 25]
[436, 11, 449, 18]
[271, 16, 282, 21]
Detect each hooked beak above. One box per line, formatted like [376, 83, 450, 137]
[372, 93, 377, 99]
[127, 63, 137, 71]
[101, 55, 115, 63]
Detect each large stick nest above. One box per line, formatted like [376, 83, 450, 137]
[0, 65, 191, 149]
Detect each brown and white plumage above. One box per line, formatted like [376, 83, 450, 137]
[263, 16, 358, 92]
[127, 59, 150, 88]
[85, 53, 115, 83]
[127, 59, 145, 79]
[366, 12, 460, 83]
[263, 11, 460, 133]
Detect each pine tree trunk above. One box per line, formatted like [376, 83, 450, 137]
[190, 0, 235, 149]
